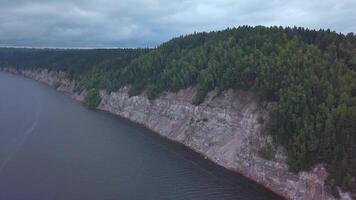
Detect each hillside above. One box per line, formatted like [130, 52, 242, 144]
[1, 26, 355, 196]
[0, 48, 149, 79]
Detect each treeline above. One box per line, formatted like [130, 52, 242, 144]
[0, 26, 355, 194]
[0, 48, 149, 79]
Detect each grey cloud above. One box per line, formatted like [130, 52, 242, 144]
[0, 0, 355, 48]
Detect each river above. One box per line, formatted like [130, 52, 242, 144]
[0, 72, 282, 200]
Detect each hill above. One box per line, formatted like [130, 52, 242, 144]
[1, 26, 355, 194]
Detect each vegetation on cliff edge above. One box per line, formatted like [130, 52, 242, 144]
[84, 89, 101, 109]
[1, 26, 355, 194]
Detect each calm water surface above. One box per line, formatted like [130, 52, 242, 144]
[0, 72, 282, 200]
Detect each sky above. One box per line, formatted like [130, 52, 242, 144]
[0, 0, 355, 48]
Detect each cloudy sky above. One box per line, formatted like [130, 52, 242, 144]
[0, 0, 355, 48]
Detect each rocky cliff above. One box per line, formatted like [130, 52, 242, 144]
[1, 68, 348, 200]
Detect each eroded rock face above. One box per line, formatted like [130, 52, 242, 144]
[98, 87, 336, 200]
[1, 68, 341, 200]
[21, 69, 76, 93]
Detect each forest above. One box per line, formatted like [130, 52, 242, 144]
[0, 26, 355, 194]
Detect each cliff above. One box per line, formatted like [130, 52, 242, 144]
[2, 68, 348, 200]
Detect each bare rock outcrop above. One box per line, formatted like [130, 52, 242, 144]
[98, 87, 336, 200]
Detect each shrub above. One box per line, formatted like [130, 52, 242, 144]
[146, 84, 161, 100]
[257, 116, 265, 124]
[258, 145, 275, 160]
[53, 81, 61, 89]
[84, 89, 101, 109]
[128, 83, 145, 97]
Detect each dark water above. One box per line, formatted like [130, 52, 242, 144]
[0, 72, 282, 200]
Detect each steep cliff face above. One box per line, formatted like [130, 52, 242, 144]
[1, 68, 343, 200]
[5, 69, 86, 101]
[21, 69, 76, 93]
[98, 87, 335, 200]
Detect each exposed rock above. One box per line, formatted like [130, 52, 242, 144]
[21, 69, 76, 93]
[98, 87, 336, 200]
[1, 68, 343, 200]
[1, 68, 83, 101]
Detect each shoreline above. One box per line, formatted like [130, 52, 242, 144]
[94, 108, 286, 199]
[94, 108, 287, 199]
[0, 69, 284, 198]
[0, 68, 338, 200]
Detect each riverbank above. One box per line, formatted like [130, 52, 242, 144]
[1, 68, 342, 200]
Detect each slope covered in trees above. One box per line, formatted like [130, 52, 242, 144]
[0, 48, 149, 79]
[0, 26, 355, 194]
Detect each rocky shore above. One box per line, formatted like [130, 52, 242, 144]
[1, 68, 346, 200]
